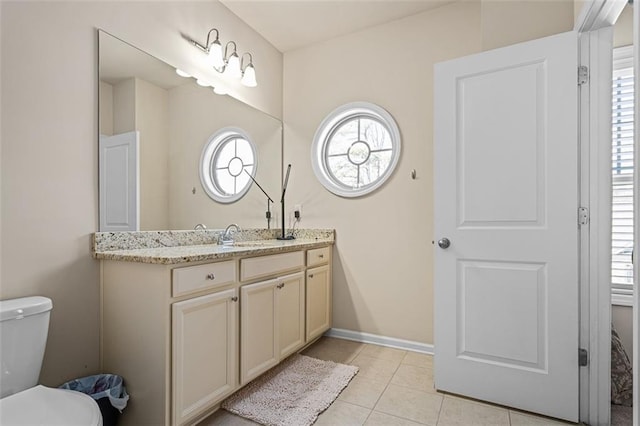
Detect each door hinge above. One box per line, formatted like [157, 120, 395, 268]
[579, 348, 588, 367]
[578, 66, 589, 85]
[578, 207, 589, 226]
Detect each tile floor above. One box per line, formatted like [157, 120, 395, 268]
[202, 337, 574, 426]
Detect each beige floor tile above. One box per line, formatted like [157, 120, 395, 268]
[365, 411, 427, 426]
[359, 344, 407, 362]
[199, 409, 259, 425]
[402, 351, 434, 369]
[302, 345, 360, 364]
[509, 410, 575, 425]
[312, 336, 366, 354]
[350, 354, 402, 383]
[390, 364, 437, 394]
[438, 395, 510, 426]
[338, 374, 389, 408]
[374, 384, 443, 425]
[315, 400, 372, 426]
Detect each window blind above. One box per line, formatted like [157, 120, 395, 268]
[611, 45, 634, 303]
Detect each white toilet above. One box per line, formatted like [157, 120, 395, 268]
[0, 296, 103, 425]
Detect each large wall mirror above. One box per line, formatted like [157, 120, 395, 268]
[98, 30, 282, 231]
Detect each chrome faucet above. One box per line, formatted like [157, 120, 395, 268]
[221, 223, 241, 245]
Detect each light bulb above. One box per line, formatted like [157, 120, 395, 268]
[209, 40, 224, 70]
[175, 69, 191, 78]
[224, 53, 242, 79]
[241, 64, 257, 87]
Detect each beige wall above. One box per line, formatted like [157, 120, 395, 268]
[136, 78, 170, 231]
[0, 1, 282, 386]
[113, 79, 135, 134]
[481, 0, 574, 50]
[614, 3, 634, 48]
[98, 82, 113, 136]
[283, 0, 574, 344]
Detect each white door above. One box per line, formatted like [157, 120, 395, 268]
[434, 31, 579, 422]
[99, 131, 139, 231]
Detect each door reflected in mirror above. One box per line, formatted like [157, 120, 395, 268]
[98, 30, 282, 232]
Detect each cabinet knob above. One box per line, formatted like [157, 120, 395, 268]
[231, 296, 238, 302]
[206, 273, 215, 280]
[318, 254, 324, 258]
[277, 283, 285, 289]
[308, 274, 314, 278]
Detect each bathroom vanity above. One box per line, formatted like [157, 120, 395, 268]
[94, 230, 333, 426]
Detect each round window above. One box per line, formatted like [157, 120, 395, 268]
[311, 102, 401, 197]
[200, 127, 257, 203]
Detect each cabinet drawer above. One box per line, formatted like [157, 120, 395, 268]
[307, 246, 330, 267]
[172, 261, 236, 297]
[241, 251, 304, 282]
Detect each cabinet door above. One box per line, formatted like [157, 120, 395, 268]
[277, 272, 305, 359]
[172, 288, 238, 426]
[306, 265, 331, 341]
[241, 278, 279, 385]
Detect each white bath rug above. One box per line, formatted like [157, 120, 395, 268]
[221, 354, 358, 426]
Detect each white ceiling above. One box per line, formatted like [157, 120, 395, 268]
[220, 0, 456, 52]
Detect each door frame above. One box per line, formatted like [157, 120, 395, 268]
[574, 1, 631, 424]
[634, 2, 639, 422]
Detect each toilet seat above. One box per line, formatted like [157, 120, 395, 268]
[0, 385, 103, 426]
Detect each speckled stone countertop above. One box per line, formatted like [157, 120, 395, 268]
[93, 229, 334, 265]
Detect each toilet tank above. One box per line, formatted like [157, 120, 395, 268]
[0, 297, 53, 398]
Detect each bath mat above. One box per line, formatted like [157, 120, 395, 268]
[222, 354, 358, 426]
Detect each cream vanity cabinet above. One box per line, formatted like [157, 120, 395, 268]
[306, 246, 332, 341]
[100, 244, 332, 426]
[239, 251, 305, 384]
[171, 260, 239, 426]
[101, 259, 240, 426]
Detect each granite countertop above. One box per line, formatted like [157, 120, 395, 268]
[93, 229, 334, 265]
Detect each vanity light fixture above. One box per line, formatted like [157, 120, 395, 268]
[206, 29, 225, 70]
[223, 41, 242, 79]
[213, 86, 228, 96]
[175, 69, 191, 78]
[241, 53, 257, 87]
[187, 28, 257, 87]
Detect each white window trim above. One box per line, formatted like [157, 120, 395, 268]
[199, 127, 257, 204]
[611, 44, 634, 307]
[311, 102, 401, 198]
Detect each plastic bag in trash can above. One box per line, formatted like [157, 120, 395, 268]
[59, 374, 129, 412]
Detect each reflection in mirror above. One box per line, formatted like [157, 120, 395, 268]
[98, 30, 282, 232]
[199, 127, 257, 204]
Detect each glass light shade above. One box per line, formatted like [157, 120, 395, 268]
[175, 69, 191, 78]
[213, 85, 228, 95]
[209, 40, 224, 69]
[241, 64, 257, 87]
[224, 53, 242, 79]
[196, 78, 211, 87]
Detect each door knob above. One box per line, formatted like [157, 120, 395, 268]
[438, 238, 451, 249]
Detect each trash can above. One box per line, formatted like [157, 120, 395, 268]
[59, 374, 129, 426]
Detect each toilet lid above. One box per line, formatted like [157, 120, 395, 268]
[0, 385, 103, 426]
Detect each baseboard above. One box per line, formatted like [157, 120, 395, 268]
[324, 328, 434, 355]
